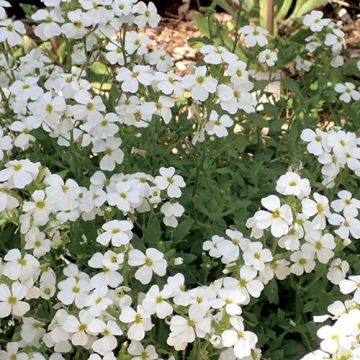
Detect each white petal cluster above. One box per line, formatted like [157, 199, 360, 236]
[300, 276, 360, 360]
[301, 127, 360, 187]
[303, 10, 349, 68]
[0, 1, 358, 359]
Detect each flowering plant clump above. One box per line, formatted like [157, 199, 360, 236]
[0, 1, 359, 360]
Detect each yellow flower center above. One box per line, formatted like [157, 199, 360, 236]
[8, 296, 17, 305]
[134, 313, 143, 324]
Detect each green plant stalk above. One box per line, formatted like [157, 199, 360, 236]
[232, 0, 243, 53]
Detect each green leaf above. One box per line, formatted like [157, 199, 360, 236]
[283, 79, 302, 97]
[173, 218, 194, 242]
[276, 0, 293, 20]
[264, 279, 279, 304]
[20, 3, 38, 18]
[214, 0, 238, 16]
[144, 216, 162, 243]
[291, 0, 328, 18]
[259, 0, 268, 29]
[192, 13, 246, 59]
[91, 61, 108, 75]
[234, 133, 248, 152]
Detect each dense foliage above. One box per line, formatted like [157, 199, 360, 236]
[0, 1, 359, 360]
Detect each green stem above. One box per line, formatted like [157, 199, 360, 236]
[232, 1, 243, 53]
[192, 141, 207, 198]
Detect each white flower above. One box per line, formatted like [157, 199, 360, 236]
[222, 229, 250, 263]
[116, 65, 153, 93]
[331, 190, 360, 217]
[22, 190, 53, 226]
[335, 82, 360, 103]
[112, 0, 133, 16]
[301, 128, 329, 156]
[20, 317, 45, 346]
[295, 55, 312, 72]
[330, 54, 344, 68]
[97, 219, 133, 246]
[32, 8, 64, 40]
[167, 305, 211, 350]
[290, 250, 316, 275]
[61, 10, 92, 39]
[254, 195, 293, 237]
[205, 110, 234, 138]
[258, 49, 277, 66]
[85, 287, 113, 316]
[187, 286, 218, 308]
[226, 60, 249, 83]
[0, 184, 19, 212]
[86, 113, 119, 140]
[125, 31, 150, 55]
[142, 284, 173, 319]
[147, 49, 173, 72]
[200, 45, 238, 65]
[88, 250, 124, 288]
[28, 92, 66, 129]
[224, 266, 264, 303]
[71, 91, 105, 121]
[0, 343, 29, 360]
[63, 310, 95, 346]
[203, 235, 227, 259]
[326, 259, 349, 285]
[57, 276, 91, 308]
[119, 305, 153, 341]
[302, 193, 330, 229]
[0, 19, 26, 46]
[182, 66, 218, 102]
[0, 282, 30, 318]
[45, 174, 80, 211]
[276, 172, 311, 199]
[107, 180, 141, 213]
[278, 223, 303, 250]
[328, 213, 360, 240]
[0, 1, 10, 19]
[222, 316, 258, 358]
[162, 273, 191, 306]
[133, 1, 160, 28]
[324, 28, 346, 54]
[3, 248, 39, 281]
[128, 341, 158, 360]
[242, 241, 273, 271]
[128, 248, 167, 284]
[240, 25, 268, 47]
[88, 319, 123, 355]
[305, 35, 322, 53]
[217, 81, 256, 114]
[246, 216, 264, 239]
[317, 324, 351, 354]
[260, 259, 291, 283]
[155, 167, 186, 198]
[216, 289, 246, 315]
[0, 127, 12, 160]
[302, 233, 335, 264]
[160, 201, 185, 227]
[339, 275, 360, 302]
[92, 137, 124, 171]
[9, 117, 39, 150]
[303, 11, 329, 32]
[0, 159, 40, 189]
[24, 228, 51, 257]
[105, 39, 126, 65]
[155, 71, 183, 95]
[141, 96, 175, 124]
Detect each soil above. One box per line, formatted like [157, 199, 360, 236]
[7, 0, 360, 63]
